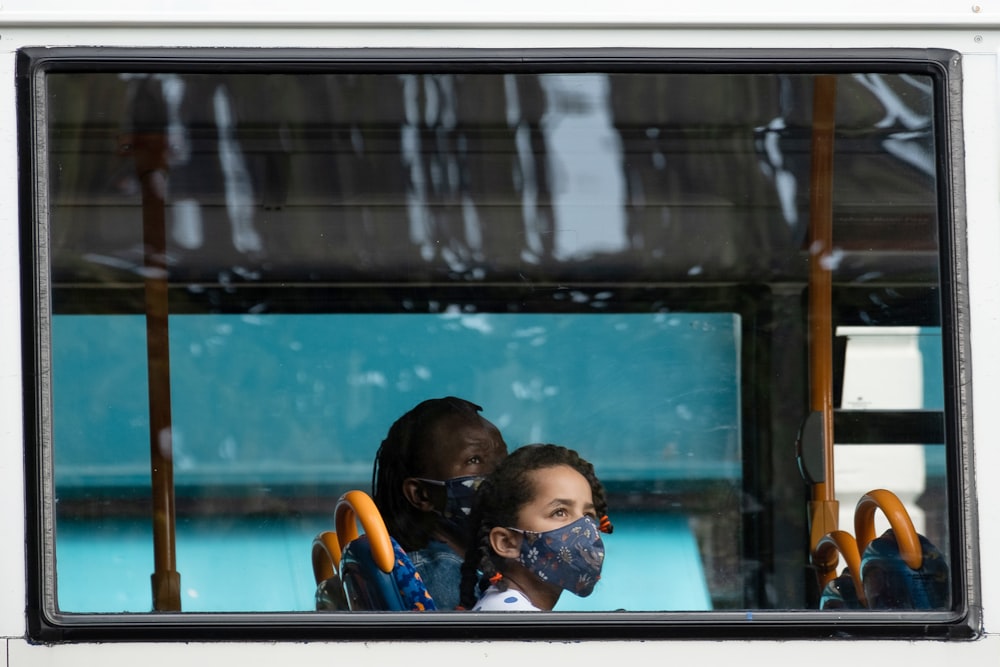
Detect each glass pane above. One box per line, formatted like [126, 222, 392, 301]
[40, 66, 947, 614]
[53, 312, 737, 611]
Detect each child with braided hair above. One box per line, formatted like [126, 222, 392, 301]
[372, 396, 508, 610]
[460, 443, 613, 611]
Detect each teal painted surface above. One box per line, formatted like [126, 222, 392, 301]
[49, 315, 945, 613]
[56, 516, 325, 612]
[555, 513, 711, 611]
[52, 312, 731, 612]
[56, 513, 711, 612]
[52, 312, 742, 490]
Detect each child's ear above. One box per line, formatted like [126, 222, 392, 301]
[402, 478, 436, 512]
[489, 527, 522, 559]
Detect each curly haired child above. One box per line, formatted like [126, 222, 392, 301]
[460, 443, 613, 611]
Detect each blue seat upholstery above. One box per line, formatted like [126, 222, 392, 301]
[814, 489, 950, 611]
[341, 534, 436, 611]
[861, 528, 950, 610]
[313, 489, 436, 612]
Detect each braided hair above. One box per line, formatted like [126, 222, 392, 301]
[459, 443, 611, 609]
[372, 396, 489, 551]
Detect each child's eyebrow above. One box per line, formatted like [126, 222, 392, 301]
[546, 498, 596, 510]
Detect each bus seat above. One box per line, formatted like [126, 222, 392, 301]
[334, 490, 436, 612]
[814, 529, 865, 609]
[340, 533, 437, 611]
[312, 530, 348, 610]
[820, 570, 864, 609]
[860, 529, 950, 610]
[855, 489, 950, 610]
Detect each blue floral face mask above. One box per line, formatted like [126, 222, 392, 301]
[414, 475, 484, 536]
[509, 515, 606, 597]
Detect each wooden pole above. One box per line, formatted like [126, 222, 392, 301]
[807, 75, 840, 563]
[129, 82, 181, 611]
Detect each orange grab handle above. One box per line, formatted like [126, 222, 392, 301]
[311, 530, 342, 585]
[335, 490, 396, 574]
[854, 489, 923, 570]
[813, 529, 866, 607]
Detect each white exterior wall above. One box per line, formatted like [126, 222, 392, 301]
[2, 1, 997, 663]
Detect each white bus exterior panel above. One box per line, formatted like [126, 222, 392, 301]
[1, 2, 997, 664]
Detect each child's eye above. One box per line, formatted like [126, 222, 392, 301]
[467, 455, 482, 464]
[552, 508, 568, 518]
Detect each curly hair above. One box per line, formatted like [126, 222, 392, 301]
[459, 443, 610, 609]
[371, 396, 488, 551]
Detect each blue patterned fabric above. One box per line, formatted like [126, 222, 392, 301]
[340, 535, 437, 611]
[391, 537, 437, 611]
[513, 515, 605, 597]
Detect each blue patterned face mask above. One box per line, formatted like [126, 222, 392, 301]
[509, 515, 606, 597]
[415, 475, 484, 535]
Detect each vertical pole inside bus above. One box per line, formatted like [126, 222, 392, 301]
[131, 79, 182, 612]
[807, 74, 840, 569]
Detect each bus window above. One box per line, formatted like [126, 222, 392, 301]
[52, 312, 734, 612]
[21, 48, 968, 637]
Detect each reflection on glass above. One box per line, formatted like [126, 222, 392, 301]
[42, 67, 946, 614]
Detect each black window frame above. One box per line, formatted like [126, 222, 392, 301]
[19, 46, 980, 642]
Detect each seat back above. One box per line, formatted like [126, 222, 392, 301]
[860, 528, 950, 610]
[819, 570, 865, 610]
[340, 534, 436, 611]
[332, 489, 436, 612]
[312, 530, 348, 610]
[814, 529, 865, 610]
[814, 489, 949, 610]
[855, 489, 950, 610]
